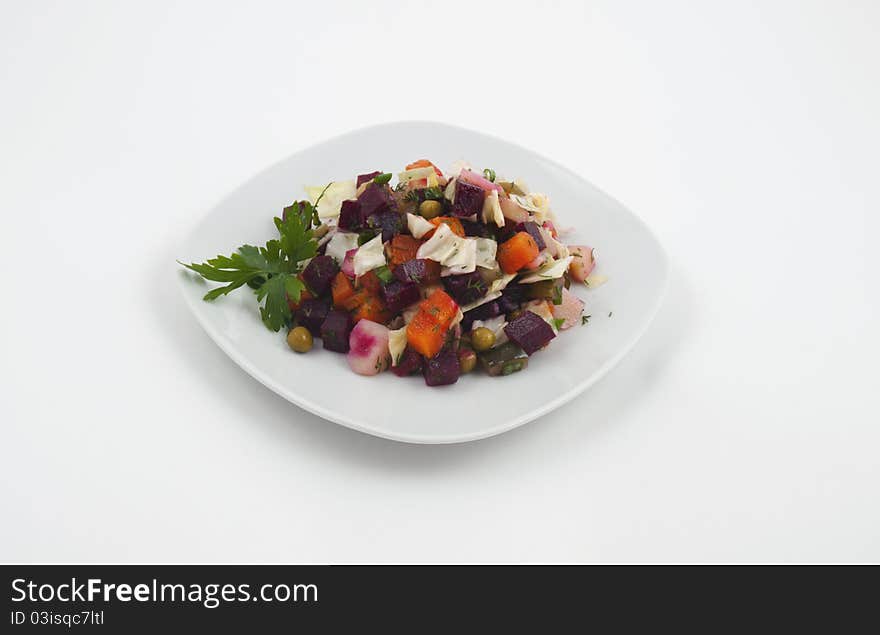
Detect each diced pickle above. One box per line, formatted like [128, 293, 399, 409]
[479, 343, 529, 377]
[524, 277, 565, 304]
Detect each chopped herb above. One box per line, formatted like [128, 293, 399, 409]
[551, 283, 563, 305]
[404, 186, 444, 203]
[423, 186, 444, 200]
[482, 168, 496, 182]
[608, 311, 613, 318]
[310, 182, 334, 225]
[373, 172, 392, 185]
[582, 315, 591, 325]
[552, 317, 566, 330]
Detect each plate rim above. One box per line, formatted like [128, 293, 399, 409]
[176, 120, 669, 444]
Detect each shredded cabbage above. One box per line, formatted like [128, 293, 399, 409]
[387, 327, 408, 366]
[518, 256, 574, 283]
[406, 213, 434, 239]
[481, 189, 505, 227]
[353, 234, 386, 276]
[416, 224, 477, 276]
[324, 231, 359, 265]
[397, 166, 436, 184]
[474, 238, 497, 269]
[304, 181, 357, 219]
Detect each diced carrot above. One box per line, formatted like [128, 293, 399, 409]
[331, 271, 355, 309]
[420, 288, 459, 325]
[406, 312, 445, 358]
[405, 289, 459, 358]
[352, 295, 390, 324]
[342, 289, 370, 312]
[388, 235, 422, 267]
[424, 216, 465, 240]
[357, 270, 382, 294]
[497, 231, 540, 274]
[405, 159, 443, 177]
[286, 274, 313, 311]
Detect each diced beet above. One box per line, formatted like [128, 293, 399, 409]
[367, 210, 403, 242]
[460, 218, 492, 238]
[380, 280, 421, 314]
[461, 300, 501, 331]
[451, 179, 485, 217]
[392, 347, 423, 377]
[443, 270, 487, 306]
[503, 311, 556, 355]
[301, 255, 339, 297]
[393, 259, 441, 285]
[498, 283, 527, 314]
[320, 309, 353, 353]
[338, 199, 363, 231]
[356, 171, 381, 187]
[423, 349, 461, 386]
[515, 221, 546, 251]
[294, 298, 330, 336]
[494, 223, 517, 244]
[358, 183, 394, 218]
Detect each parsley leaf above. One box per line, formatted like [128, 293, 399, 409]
[180, 201, 318, 332]
[256, 274, 293, 332]
[275, 211, 316, 265]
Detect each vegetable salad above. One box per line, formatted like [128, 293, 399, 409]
[181, 160, 600, 386]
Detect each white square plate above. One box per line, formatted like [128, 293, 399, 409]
[177, 121, 668, 443]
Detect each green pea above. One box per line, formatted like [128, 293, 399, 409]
[287, 326, 313, 353]
[418, 199, 442, 220]
[470, 327, 496, 352]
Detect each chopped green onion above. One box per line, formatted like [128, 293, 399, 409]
[374, 265, 394, 283]
[482, 168, 496, 182]
[357, 230, 378, 246]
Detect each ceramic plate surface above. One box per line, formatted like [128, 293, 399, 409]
[177, 121, 667, 443]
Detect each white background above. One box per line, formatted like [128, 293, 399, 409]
[2, 0, 877, 562]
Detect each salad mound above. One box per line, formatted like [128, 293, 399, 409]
[181, 159, 599, 386]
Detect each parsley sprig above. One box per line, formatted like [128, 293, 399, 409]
[180, 201, 319, 332]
